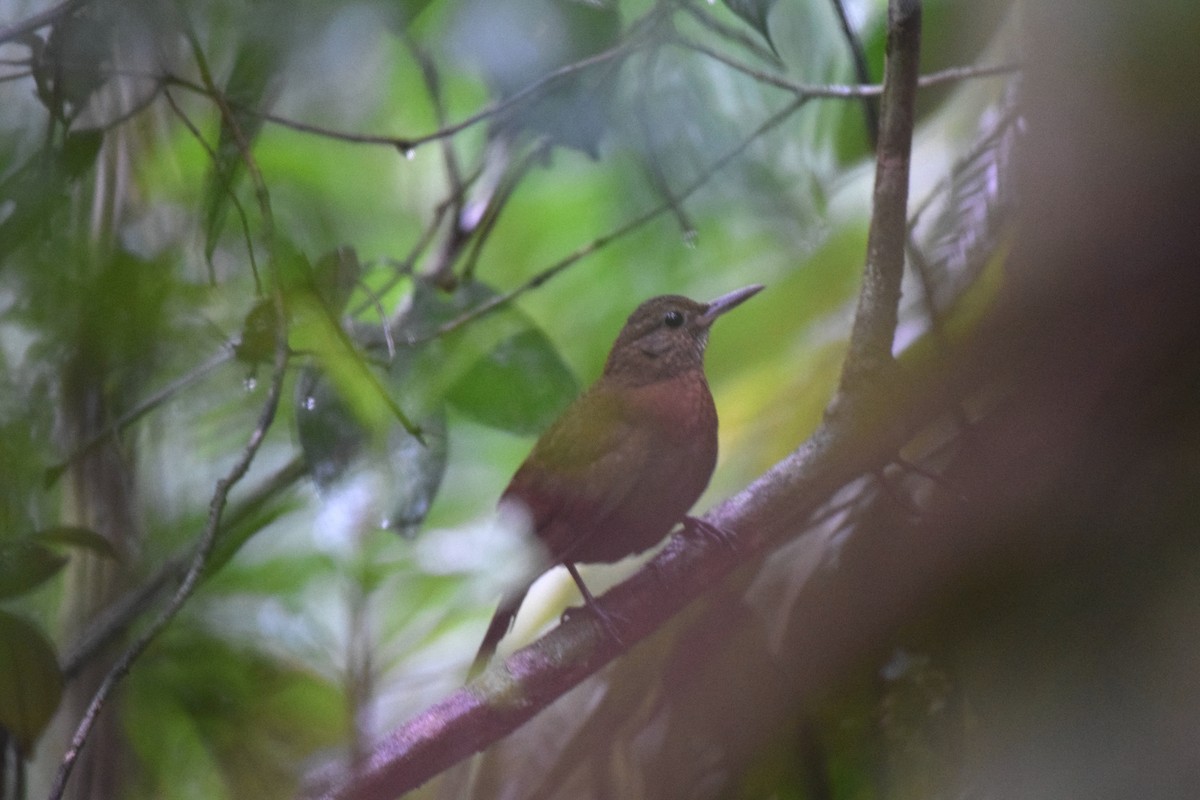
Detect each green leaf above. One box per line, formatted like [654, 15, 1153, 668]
[125, 628, 342, 799]
[448, 327, 579, 436]
[0, 540, 67, 599]
[32, 525, 119, 560]
[449, 0, 621, 155]
[295, 366, 448, 536]
[311, 245, 362, 316]
[0, 610, 64, 754]
[207, 489, 303, 580]
[202, 31, 283, 260]
[61, 129, 103, 179]
[723, 0, 778, 55]
[389, 280, 579, 434]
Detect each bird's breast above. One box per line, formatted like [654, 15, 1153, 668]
[505, 369, 721, 565]
[623, 370, 718, 453]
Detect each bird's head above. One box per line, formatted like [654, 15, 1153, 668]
[603, 284, 763, 385]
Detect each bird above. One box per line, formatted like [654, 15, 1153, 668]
[468, 284, 763, 678]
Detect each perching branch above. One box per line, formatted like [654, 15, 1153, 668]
[299, 3, 927, 798]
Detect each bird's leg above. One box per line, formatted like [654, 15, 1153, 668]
[563, 561, 624, 646]
[682, 515, 738, 551]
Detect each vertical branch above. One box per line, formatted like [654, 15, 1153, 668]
[839, 0, 922, 392]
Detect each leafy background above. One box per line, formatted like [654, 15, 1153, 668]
[4, 0, 1197, 799]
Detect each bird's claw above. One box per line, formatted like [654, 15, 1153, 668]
[683, 515, 738, 552]
[561, 602, 625, 646]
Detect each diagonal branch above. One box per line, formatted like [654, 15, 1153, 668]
[299, 3, 927, 798]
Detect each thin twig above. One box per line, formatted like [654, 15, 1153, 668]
[403, 32, 467, 289]
[827, 0, 879, 148]
[44, 345, 233, 487]
[162, 39, 641, 155]
[300, 5, 934, 795]
[677, 33, 1014, 99]
[183, 27, 276, 250]
[678, 0, 783, 67]
[59, 456, 307, 680]
[459, 139, 549, 282]
[47, 314, 290, 800]
[419, 96, 810, 343]
[162, 88, 262, 292]
[51, 16, 294, 793]
[634, 45, 696, 239]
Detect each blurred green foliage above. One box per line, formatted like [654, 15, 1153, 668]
[0, 0, 1022, 796]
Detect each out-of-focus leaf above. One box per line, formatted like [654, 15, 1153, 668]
[294, 277, 575, 534]
[312, 245, 362, 316]
[293, 293, 418, 438]
[32, 525, 119, 560]
[448, 0, 622, 155]
[203, 30, 284, 261]
[0, 610, 63, 754]
[206, 485, 305, 579]
[125, 627, 343, 800]
[61, 129, 103, 178]
[921, 87, 1021, 311]
[0, 540, 67, 599]
[206, 552, 335, 597]
[33, 7, 113, 122]
[723, 0, 778, 55]
[295, 366, 448, 537]
[0, 155, 65, 261]
[394, 279, 575, 415]
[296, 368, 365, 492]
[448, 327, 578, 435]
[233, 298, 277, 365]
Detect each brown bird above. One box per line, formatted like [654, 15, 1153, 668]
[468, 284, 763, 678]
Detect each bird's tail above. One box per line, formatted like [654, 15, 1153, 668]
[467, 584, 530, 681]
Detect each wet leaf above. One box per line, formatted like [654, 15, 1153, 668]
[295, 367, 448, 537]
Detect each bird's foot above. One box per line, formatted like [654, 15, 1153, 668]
[562, 561, 625, 646]
[562, 601, 625, 646]
[683, 515, 738, 552]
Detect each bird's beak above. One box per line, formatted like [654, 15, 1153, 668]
[698, 284, 764, 327]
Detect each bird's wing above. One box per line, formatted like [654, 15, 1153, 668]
[502, 385, 652, 548]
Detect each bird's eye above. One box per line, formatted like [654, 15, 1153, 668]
[664, 310, 685, 328]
